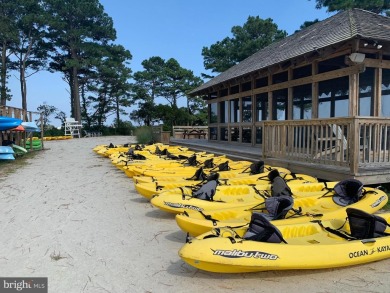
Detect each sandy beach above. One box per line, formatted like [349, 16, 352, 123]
[1, 135, 390, 293]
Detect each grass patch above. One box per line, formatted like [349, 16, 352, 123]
[0, 150, 41, 178]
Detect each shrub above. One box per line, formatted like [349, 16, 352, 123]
[134, 126, 155, 144]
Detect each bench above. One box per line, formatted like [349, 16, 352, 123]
[172, 126, 208, 139]
[183, 129, 207, 139]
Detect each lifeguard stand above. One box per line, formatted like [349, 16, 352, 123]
[64, 118, 82, 138]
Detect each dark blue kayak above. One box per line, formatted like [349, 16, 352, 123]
[0, 116, 23, 131]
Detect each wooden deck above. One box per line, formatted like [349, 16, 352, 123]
[169, 117, 390, 185]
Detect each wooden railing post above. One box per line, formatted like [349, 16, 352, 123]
[351, 117, 360, 174]
[281, 124, 286, 157]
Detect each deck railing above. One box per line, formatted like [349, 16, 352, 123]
[0, 105, 37, 121]
[261, 117, 390, 175]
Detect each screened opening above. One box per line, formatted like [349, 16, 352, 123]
[293, 84, 312, 119]
[230, 98, 240, 123]
[255, 127, 263, 144]
[209, 102, 218, 123]
[230, 85, 239, 94]
[242, 81, 252, 92]
[318, 55, 348, 74]
[242, 127, 252, 143]
[293, 65, 312, 79]
[272, 89, 288, 120]
[381, 69, 390, 117]
[219, 100, 228, 123]
[219, 88, 228, 97]
[209, 92, 217, 99]
[242, 96, 252, 123]
[359, 67, 375, 116]
[318, 76, 349, 118]
[256, 93, 268, 121]
[255, 76, 268, 88]
[209, 127, 218, 140]
[230, 127, 239, 142]
[272, 71, 288, 84]
[220, 127, 228, 141]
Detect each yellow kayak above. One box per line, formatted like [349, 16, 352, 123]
[122, 154, 230, 178]
[150, 178, 341, 215]
[175, 186, 388, 236]
[179, 208, 390, 273]
[135, 173, 318, 200]
[131, 160, 253, 178]
[132, 165, 291, 184]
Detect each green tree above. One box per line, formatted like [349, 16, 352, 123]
[43, 0, 116, 122]
[80, 44, 132, 130]
[131, 57, 166, 126]
[131, 56, 204, 127]
[55, 110, 66, 127]
[9, 0, 52, 119]
[0, 0, 19, 105]
[202, 16, 287, 73]
[37, 103, 57, 130]
[311, 0, 390, 14]
[160, 58, 203, 108]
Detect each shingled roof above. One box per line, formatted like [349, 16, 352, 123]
[190, 9, 390, 96]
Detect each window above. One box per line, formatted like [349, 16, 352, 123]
[256, 93, 268, 121]
[272, 89, 288, 120]
[293, 84, 312, 119]
[242, 96, 252, 122]
[381, 69, 390, 117]
[219, 101, 228, 123]
[230, 98, 240, 123]
[359, 67, 375, 116]
[318, 76, 349, 118]
[209, 103, 218, 123]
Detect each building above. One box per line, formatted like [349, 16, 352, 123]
[189, 9, 390, 184]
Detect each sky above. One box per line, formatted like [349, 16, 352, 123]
[7, 0, 335, 127]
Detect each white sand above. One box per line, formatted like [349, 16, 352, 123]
[1, 135, 390, 293]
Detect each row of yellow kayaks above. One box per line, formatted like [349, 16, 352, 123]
[94, 142, 390, 273]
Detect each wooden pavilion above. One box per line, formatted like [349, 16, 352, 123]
[189, 9, 390, 184]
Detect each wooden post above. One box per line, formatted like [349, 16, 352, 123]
[349, 72, 359, 116]
[351, 117, 360, 174]
[40, 112, 44, 149]
[374, 67, 382, 116]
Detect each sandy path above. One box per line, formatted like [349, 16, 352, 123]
[1, 136, 390, 293]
